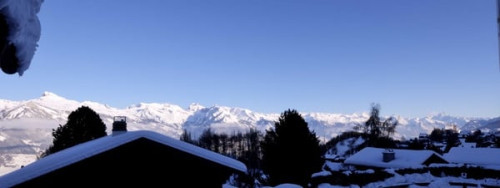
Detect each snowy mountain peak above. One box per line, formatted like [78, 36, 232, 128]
[38, 92, 75, 106]
[427, 112, 453, 119]
[41, 91, 63, 99]
[128, 102, 181, 109]
[33, 92, 79, 112]
[188, 103, 205, 112]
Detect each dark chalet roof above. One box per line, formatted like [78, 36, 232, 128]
[0, 131, 247, 187]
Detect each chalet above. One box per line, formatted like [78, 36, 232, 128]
[344, 147, 448, 169]
[0, 117, 247, 187]
[444, 147, 500, 169]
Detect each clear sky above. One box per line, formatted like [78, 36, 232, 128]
[1, 0, 499, 118]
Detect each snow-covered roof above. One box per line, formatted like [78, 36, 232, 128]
[0, 130, 247, 187]
[344, 147, 447, 169]
[444, 147, 500, 167]
[0, 0, 43, 75]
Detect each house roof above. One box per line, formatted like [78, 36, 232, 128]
[444, 147, 500, 167]
[344, 147, 447, 169]
[0, 130, 247, 187]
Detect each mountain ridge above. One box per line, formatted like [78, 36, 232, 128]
[1, 91, 497, 136]
[0, 92, 499, 176]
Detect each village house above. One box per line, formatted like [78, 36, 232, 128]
[344, 147, 448, 169]
[0, 117, 247, 187]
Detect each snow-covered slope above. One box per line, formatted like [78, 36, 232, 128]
[393, 113, 478, 140]
[183, 105, 278, 137]
[478, 117, 500, 132]
[0, 92, 496, 176]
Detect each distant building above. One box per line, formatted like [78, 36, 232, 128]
[432, 142, 446, 149]
[396, 141, 410, 149]
[344, 147, 448, 169]
[458, 138, 476, 148]
[0, 118, 247, 187]
[481, 135, 497, 147]
[459, 130, 472, 138]
[445, 147, 500, 169]
[419, 133, 429, 141]
[324, 153, 345, 163]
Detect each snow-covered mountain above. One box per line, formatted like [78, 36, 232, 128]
[0, 92, 497, 175]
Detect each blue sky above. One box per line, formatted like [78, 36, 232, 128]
[1, 0, 499, 118]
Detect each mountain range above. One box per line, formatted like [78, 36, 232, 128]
[0, 92, 498, 175]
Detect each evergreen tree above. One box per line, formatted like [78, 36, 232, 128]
[180, 129, 196, 145]
[466, 129, 483, 143]
[261, 109, 322, 186]
[408, 138, 425, 150]
[430, 128, 444, 142]
[198, 128, 214, 151]
[444, 129, 459, 152]
[41, 106, 107, 157]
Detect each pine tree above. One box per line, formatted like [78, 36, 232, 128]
[41, 106, 107, 157]
[261, 109, 322, 186]
[180, 129, 196, 145]
[198, 128, 214, 151]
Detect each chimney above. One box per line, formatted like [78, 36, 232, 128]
[112, 116, 127, 135]
[382, 149, 395, 162]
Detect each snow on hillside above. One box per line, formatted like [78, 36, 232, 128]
[478, 117, 500, 132]
[0, 99, 19, 110]
[126, 102, 189, 127]
[305, 113, 368, 142]
[0, 92, 496, 176]
[0, 154, 37, 176]
[325, 136, 365, 158]
[183, 105, 278, 137]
